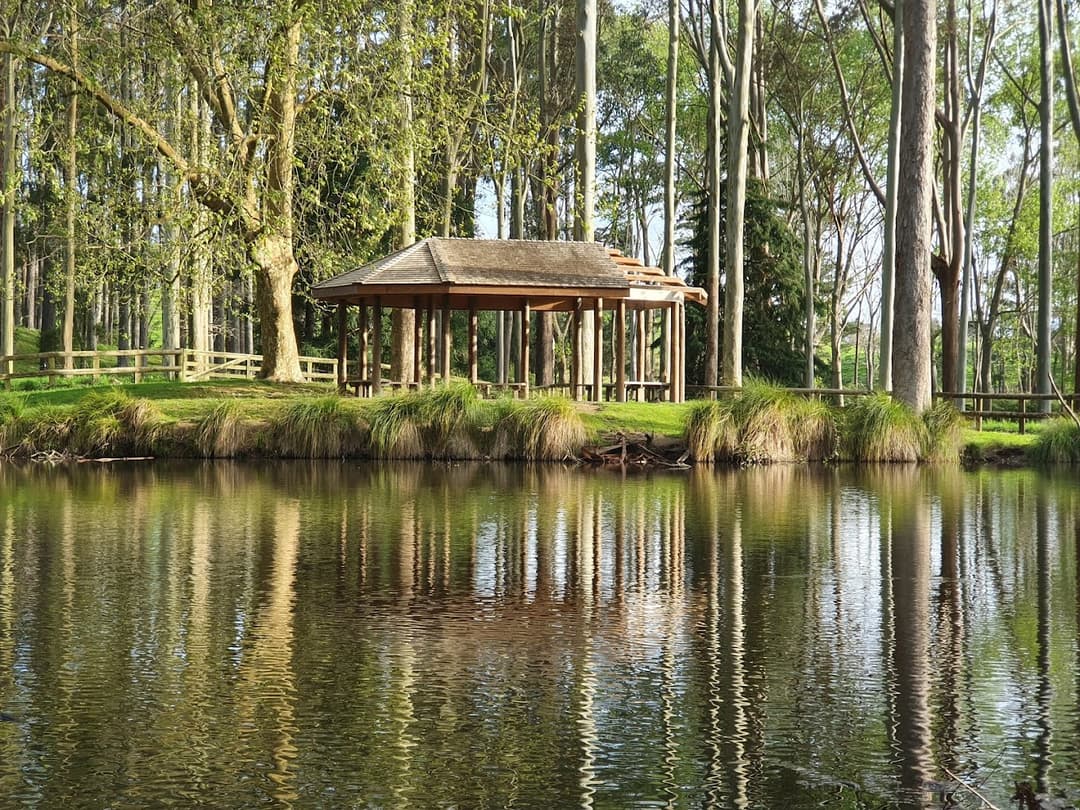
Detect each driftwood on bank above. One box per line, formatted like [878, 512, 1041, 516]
[579, 432, 691, 469]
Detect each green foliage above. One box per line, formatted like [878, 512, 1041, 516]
[271, 396, 367, 458]
[1030, 419, 1080, 463]
[840, 394, 925, 462]
[683, 182, 807, 386]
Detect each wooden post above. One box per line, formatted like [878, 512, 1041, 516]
[675, 301, 685, 403]
[521, 300, 531, 398]
[570, 298, 582, 400]
[371, 297, 383, 395]
[134, 352, 142, 384]
[441, 296, 452, 385]
[616, 299, 627, 402]
[413, 297, 423, 386]
[93, 353, 101, 384]
[636, 308, 648, 398]
[592, 299, 603, 402]
[336, 303, 348, 392]
[426, 299, 436, 383]
[358, 300, 369, 386]
[468, 299, 478, 385]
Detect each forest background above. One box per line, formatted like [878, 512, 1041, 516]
[0, 0, 1076, 412]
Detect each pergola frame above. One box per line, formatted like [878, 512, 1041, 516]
[312, 239, 703, 403]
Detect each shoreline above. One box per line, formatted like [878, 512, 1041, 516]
[0, 379, 1048, 467]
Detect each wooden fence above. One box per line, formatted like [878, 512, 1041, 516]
[0, 349, 337, 387]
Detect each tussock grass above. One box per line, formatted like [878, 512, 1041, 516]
[415, 384, 486, 458]
[841, 393, 925, 462]
[494, 396, 586, 461]
[685, 382, 838, 463]
[1030, 418, 1080, 463]
[19, 405, 76, 453]
[368, 392, 426, 459]
[921, 402, 963, 462]
[789, 396, 838, 461]
[194, 401, 251, 458]
[68, 390, 166, 455]
[271, 396, 366, 458]
[729, 381, 798, 463]
[684, 400, 736, 463]
[0, 396, 29, 450]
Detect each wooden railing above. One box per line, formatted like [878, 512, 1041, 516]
[0, 349, 337, 387]
[934, 391, 1061, 433]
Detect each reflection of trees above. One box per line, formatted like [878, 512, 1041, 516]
[888, 467, 933, 810]
[1035, 489, 1052, 793]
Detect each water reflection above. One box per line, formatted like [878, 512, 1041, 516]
[0, 462, 1078, 808]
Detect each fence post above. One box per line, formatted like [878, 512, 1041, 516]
[93, 354, 101, 384]
[1019, 396, 1026, 435]
[134, 352, 142, 384]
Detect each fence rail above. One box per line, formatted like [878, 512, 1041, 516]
[1, 349, 337, 387]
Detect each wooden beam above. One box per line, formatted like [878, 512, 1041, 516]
[468, 299, 478, 385]
[358, 300, 369, 385]
[616, 299, 627, 403]
[636, 308, 647, 387]
[371, 297, 383, 395]
[441, 296, 452, 385]
[592, 299, 603, 403]
[336, 303, 348, 392]
[521, 300, 531, 398]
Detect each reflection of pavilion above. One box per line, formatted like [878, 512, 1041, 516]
[312, 238, 705, 402]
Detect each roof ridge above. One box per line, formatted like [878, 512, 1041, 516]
[430, 236, 608, 248]
[426, 238, 450, 283]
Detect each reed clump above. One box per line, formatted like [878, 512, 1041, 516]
[194, 400, 252, 458]
[840, 393, 925, 462]
[367, 391, 426, 459]
[1030, 418, 1080, 463]
[69, 390, 166, 455]
[684, 399, 736, 463]
[685, 381, 838, 463]
[493, 395, 586, 461]
[270, 396, 367, 458]
[920, 401, 964, 462]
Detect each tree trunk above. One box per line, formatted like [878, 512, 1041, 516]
[893, 0, 935, 412]
[62, 10, 78, 369]
[705, 17, 722, 389]
[574, 0, 597, 390]
[722, 0, 756, 387]
[1036, 0, 1054, 411]
[2, 50, 14, 376]
[662, 0, 679, 391]
[880, 0, 903, 391]
[250, 233, 303, 382]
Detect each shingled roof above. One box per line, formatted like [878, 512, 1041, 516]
[314, 238, 628, 292]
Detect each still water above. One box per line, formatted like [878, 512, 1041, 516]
[0, 462, 1077, 809]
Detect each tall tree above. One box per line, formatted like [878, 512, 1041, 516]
[893, 0, 935, 411]
[1036, 0, 1053, 410]
[575, 0, 597, 385]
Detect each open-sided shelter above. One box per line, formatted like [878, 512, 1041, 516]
[312, 238, 706, 402]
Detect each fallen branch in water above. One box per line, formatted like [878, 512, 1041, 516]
[942, 767, 1001, 810]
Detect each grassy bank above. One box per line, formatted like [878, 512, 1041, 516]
[0, 378, 1048, 464]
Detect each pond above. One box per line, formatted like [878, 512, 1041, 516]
[0, 462, 1077, 808]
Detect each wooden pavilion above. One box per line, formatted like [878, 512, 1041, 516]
[311, 238, 706, 402]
